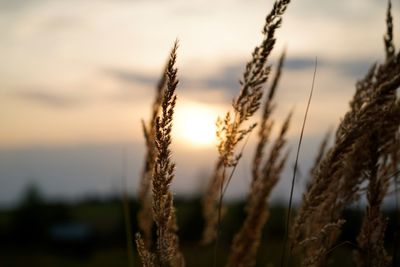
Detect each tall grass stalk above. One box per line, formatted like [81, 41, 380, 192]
[281, 57, 317, 267]
[133, 1, 400, 266]
[202, 0, 292, 251]
[136, 41, 184, 267]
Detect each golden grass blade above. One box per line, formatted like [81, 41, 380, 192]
[137, 60, 169, 247]
[201, 0, 292, 248]
[226, 110, 291, 267]
[290, 8, 400, 262]
[151, 40, 184, 267]
[135, 40, 184, 267]
[384, 0, 395, 59]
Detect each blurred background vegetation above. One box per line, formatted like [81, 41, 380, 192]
[0, 184, 398, 266]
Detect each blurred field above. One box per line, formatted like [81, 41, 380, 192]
[0, 187, 398, 266]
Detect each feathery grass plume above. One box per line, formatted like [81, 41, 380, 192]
[137, 61, 168, 247]
[290, 3, 400, 265]
[226, 52, 288, 267]
[252, 50, 286, 183]
[298, 219, 346, 267]
[353, 134, 391, 267]
[201, 0, 292, 245]
[292, 63, 400, 267]
[152, 40, 184, 267]
[136, 233, 156, 267]
[384, 0, 395, 60]
[136, 41, 184, 267]
[391, 130, 400, 266]
[226, 103, 291, 267]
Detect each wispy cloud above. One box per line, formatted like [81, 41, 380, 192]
[102, 66, 239, 101]
[0, 0, 35, 12]
[104, 56, 374, 100]
[285, 57, 373, 77]
[104, 68, 158, 85]
[12, 89, 85, 108]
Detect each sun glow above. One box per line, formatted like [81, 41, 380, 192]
[174, 102, 222, 147]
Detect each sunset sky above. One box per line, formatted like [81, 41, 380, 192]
[0, 0, 399, 205]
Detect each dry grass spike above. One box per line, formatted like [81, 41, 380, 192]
[201, 0, 292, 246]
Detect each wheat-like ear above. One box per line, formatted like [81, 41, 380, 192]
[201, 0, 292, 246]
[136, 40, 184, 267]
[252, 50, 286, 182]
[152, 40, 184, 267]
[226, 51, 287, 267]
[384, 0, 395, 59]
[226, 107, 291, 267]
[353, 134, 391, 267]
[390, 130, 400, 265]
[137, 60, 168, 247]
[291, 70, 400, 267]
[291, 3, 400, 264]
[136, 233, 156, 267]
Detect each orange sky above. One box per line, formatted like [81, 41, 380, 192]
[1, 0, 398, 148]
[0, 0, 398, 204]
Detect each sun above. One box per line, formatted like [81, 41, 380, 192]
[174, 102, 221, 147]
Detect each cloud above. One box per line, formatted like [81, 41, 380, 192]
[103, 67, 238, 104]
[0, 0, 35, 12]
[104, 56, 375, 100]
[104, 68, 158, 85]
[39, 15, 84, 32]
[284, 57, 373, 78]
[199, 64, 243, 92]
[12, 89, 84, 108]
